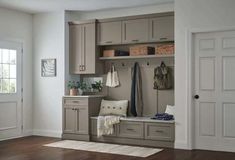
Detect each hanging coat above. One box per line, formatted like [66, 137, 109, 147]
[130, 62, 143, 117]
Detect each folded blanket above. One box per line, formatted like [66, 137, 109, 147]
[151, 113, 174, 121]
[97, 116, 120, 137]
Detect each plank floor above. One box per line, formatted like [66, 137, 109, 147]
[0, 136, 235, 160]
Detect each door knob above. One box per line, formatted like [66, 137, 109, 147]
[194, 95, 199, 99]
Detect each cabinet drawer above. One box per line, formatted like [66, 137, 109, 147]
[117, 121, 144, 139]
[91, 119, 117, 137]
[145, 123, 174, 141]
[63, 98, 88, 106]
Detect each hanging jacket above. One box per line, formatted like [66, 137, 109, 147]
[130, 62, 143, 117]
[154, 62, 172, 90]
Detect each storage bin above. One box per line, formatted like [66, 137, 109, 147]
[130, 45, 155, 56]
[155, 44, 174, 55]
[103, 50, 119, 57]
[103, 50, 129, 57]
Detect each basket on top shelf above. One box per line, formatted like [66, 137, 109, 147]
[155, 43, 174, 55]
[129, 45, 155, 56]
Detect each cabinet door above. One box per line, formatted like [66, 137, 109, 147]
[97, 21, 122, 45]
[75, 106, 89, 134]
[122, 18, 149, 44]
[82, 23, 96, 74]
[149, 16, 174, 42]
[63, 107, 76, 133]
[69, 25, 82, 74]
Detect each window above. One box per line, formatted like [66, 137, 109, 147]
[0, 48, 17, 93]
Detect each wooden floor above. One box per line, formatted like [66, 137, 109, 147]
[0, 136, 235, 160]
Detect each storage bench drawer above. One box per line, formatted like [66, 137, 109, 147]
[91, 119, 117, 137]
[145, 123, 174, 141]
[117, 121, 144, 139]
[63, 98, 88, 106]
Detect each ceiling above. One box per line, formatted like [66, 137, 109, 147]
[0, 0, 174, 14]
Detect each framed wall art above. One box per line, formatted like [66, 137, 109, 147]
[41, 59, 56, 77]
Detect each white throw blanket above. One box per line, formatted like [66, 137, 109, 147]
[97, 116, 120, 137]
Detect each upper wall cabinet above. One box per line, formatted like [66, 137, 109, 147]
[97, 21, 122, 45]
[122, 18, 149, 44]
[149, 16, 174, 42]
[69, 21, 103, 74]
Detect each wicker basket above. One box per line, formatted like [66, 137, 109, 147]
[130, 45, 155, 56]
[155, 44, 174, 55]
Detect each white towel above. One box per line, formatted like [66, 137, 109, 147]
[97, 116, 120, 137]
[106, 70, 112, 87]
[106, 65, 120, 87]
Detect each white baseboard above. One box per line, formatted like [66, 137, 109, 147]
[174, 140, 191, 150]
[33, 129, 62, 138]
[22, 129, 33, 137]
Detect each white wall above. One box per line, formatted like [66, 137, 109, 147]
[175, 0, 235, 149]
[33, 12, 65, 137]
[68, 3, 174, 21]
[0, 7, 33, 136]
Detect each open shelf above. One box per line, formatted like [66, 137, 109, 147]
[99, 54, 174, 60]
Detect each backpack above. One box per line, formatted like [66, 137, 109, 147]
[154, 62, 173, 90]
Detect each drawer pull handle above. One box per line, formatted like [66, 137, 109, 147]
[126, 128, 135, 132]
[160, 37, 167, 41]
[155, 130, 164, 133]
[72, 101, 80, 103]
[132, 39, 139, 42]
[105, 41, 112, 44]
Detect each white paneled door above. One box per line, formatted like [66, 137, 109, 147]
[0, 41, 22, 140]
[194, 31, 235, 152]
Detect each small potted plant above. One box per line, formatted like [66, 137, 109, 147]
[77, 81, 87, 95]
[91, 81, 103, 92]
[67, 81, 79, 96]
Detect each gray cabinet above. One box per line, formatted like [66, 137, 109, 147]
[63, 103, 88, 135]
[97, 14, 174, 46]
[122, 18, 149, 44]
[149, 16, 174, 42]
[97, 21, 122, 45]
[69, 21, 102, 74]
[62, 96, 103, 141]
